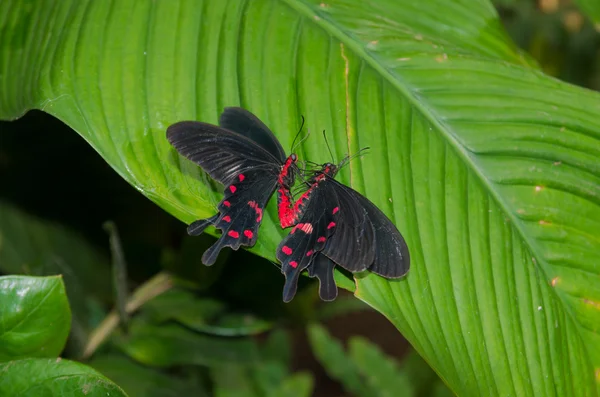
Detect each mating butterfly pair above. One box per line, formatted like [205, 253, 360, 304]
[167, 108, 410, 302]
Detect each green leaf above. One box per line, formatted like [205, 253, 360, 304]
[0, 201, 112, 349]
[0, 358, 127, 396]
[0, 275, 71, 361]
[307, 323, 374, 397]
[400, 349, 452, 397]
[89, 354, 208, 397]
[348, 337, 414, 397]
[144, 288, 271, 336]
[117, 321, 259, 367]
[212, 364, 261, 397]
[574, 0, 600, 23]
[267, 372, 314, 397]
[144, 288, 226, 325]
[2, 1, 600, 395]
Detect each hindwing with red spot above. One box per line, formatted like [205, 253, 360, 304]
[187, 168, 276, 264]
[276, 184, 339, 302]
[168, 107, 292, 265]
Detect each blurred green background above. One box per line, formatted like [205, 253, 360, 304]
[1, 0, 598, 396]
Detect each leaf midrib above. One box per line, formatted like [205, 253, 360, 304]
[280, 0, 594, 363]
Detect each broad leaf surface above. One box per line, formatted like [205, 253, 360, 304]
[0, 358, 127, 397]
[0, 275, 70, 361]
[1, 0, 600, 395]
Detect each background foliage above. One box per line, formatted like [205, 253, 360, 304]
[1, 0, 600, 396]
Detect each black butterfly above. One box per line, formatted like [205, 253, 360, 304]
[167, 107, 299, 265]
[277, 162, 410, 302]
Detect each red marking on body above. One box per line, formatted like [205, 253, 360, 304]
[332, 207, 339, 214]
[282, 246, 293, 255]
[223, 200, 231, 207]
[318, 237, 326, 243]
[244, 230, 254, 238]
[229, 185, 237, 193]
[327, 222, 336, 229]
[277, 155, 300, 228]
[278, 187, 295, 228]
[306, 250, 313, 256]
[238, 174, 245, 182]
[289, 261, 298, 268]
[222, 215, 231, 223]
[228, 230, 239, 238]
[248, 201, 263, 222]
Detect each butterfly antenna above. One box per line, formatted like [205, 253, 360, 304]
[339, 146, 370, 169]
[322, 130, 335, 163]
[291, 115, 310, 152]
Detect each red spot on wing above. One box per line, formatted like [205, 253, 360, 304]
[222, 215, 231, 223]
[306, 250, 313, 256]
[229, 185, 237, 193]
[327, 222, 336, 229]
[282, 246, 293, 255]
[228, 230, 240, 238]
[332, 207, 339, 214]
[289, 261, 298, 268]
[248, 201, 263, 222]
[243, 230, 254, 238]
[318, 237, 326, 243]
[223, 200, 231, 207]
[300, 223, 313, 234]
[238, 174, 245, 182]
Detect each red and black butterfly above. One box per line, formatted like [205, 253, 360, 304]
[277, 161, 410, 302]
[167, 107, 300, 265]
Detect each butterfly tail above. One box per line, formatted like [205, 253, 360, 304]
[187, 214, 219, 236]
[311, 255, 338, 301]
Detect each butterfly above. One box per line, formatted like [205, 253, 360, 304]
[277, 161, 411, 302]
[167, 107, 300, 265]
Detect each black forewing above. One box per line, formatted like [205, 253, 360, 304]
[167, 122, 282, 186]
[276, 184, 339, 302]
[325, 180, 410, 278]
[318, 179, 376, 273]
[219, 107, 286, 163]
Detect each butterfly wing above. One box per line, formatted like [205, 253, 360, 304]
[319, 180, 376, 273]
[324, 179, 410, 278]
[167, 121, 282, 186]
[167, 111, 284, 265]
[219, 107, 287, 163]
[307, 254, 338, 301]
[276, 185, 339, 302]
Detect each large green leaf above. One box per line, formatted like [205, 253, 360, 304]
[0, 275, 71, 361]
[2, 1, 600, 395]
[0, 358, 127, 397]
